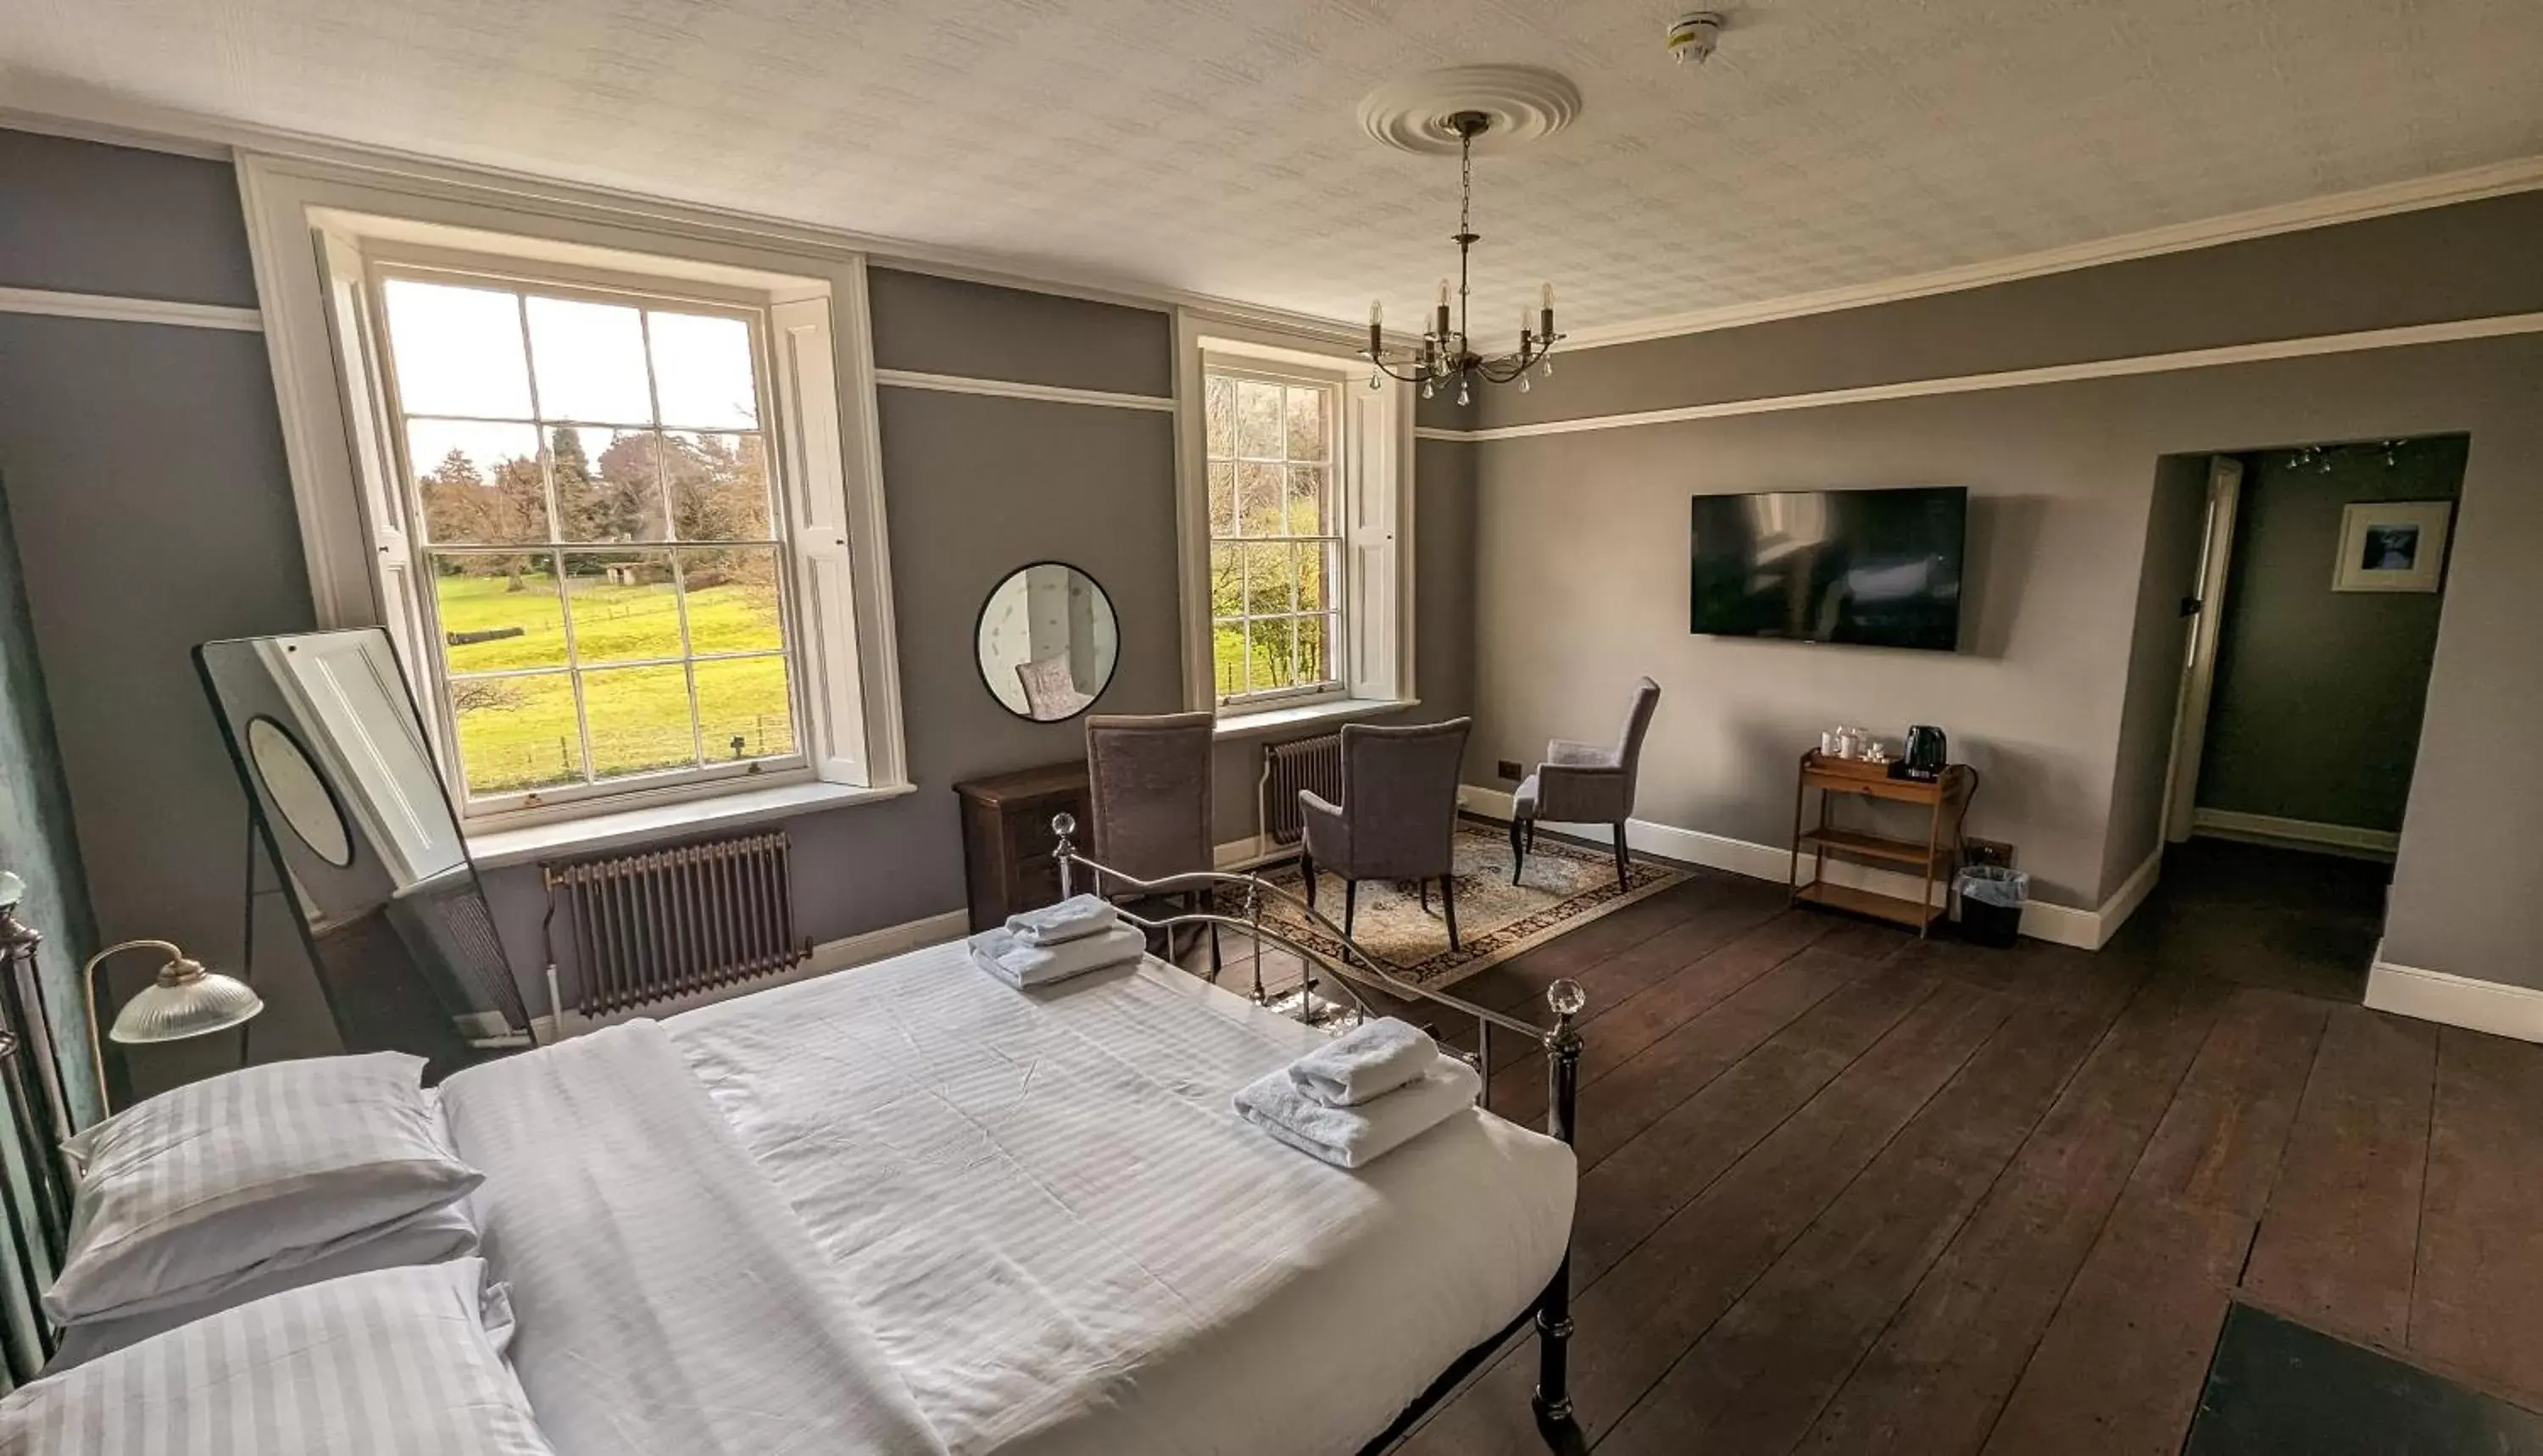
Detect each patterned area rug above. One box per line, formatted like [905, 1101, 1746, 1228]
[1216, 820, 1686, 992]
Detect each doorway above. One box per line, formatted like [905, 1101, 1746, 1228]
[2147, 434, 2468, 997]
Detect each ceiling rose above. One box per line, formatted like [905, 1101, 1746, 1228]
[1356, 65, 1583, 157]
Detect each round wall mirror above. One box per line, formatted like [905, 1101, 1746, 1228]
[245, 716, 354, 867]
[976, 563, 1119, 722]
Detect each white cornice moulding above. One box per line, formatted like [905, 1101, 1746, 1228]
[0, 105, 233, 161]
[871, 369, 1176, 414]
[1558, 153, 2543, 350]
[1415, 310, 2543, 442]
[0, 94, 1355, 344]
[0, 284, 262, 331]
[8, 92, 2540, 360]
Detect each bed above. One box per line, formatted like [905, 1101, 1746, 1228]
[0, 821, 1589, 1453]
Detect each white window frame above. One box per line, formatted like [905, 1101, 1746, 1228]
[361, 253, 815, 820]
[1201, 356, 1353, 711]
[238, 153, 910, 838]
[1174, 313, 1415, 729]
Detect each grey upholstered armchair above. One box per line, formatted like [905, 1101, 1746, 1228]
[1511, 677, 1661, 890]
[1085, 711, 1219, 970]
[1298, 718, 1472, 949]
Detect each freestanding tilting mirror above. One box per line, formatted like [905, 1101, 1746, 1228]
[196, 629, 531, 1077]
[976, 563, 1120, 722]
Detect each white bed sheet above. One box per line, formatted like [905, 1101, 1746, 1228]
[668, 943, 1577, 1456]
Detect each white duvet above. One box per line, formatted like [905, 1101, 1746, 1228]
[672, 947, 1575, 1456]
[456, 944, 1575, 1456]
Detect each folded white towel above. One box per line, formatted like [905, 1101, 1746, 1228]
[968, 924, 1147, 988]
[1233, 1053, 1481, 1169]
[1287, 1017, 1440, 1107]
[1004, 893, 1118, 947]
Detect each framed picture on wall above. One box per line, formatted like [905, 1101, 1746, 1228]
[2333, 500, 2453, 593]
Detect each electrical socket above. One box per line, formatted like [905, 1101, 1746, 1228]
[1962, 838, 2015, 869]
[1496, 759, 1522, 781]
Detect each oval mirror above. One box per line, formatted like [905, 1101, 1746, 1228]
[246, 716, 354, 867]
[976, 563, 1119, 722]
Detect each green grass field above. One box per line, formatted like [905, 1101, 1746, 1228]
[433, 571, 795, 793]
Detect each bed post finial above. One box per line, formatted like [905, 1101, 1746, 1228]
[1052, 814, 1078, 898]
[1533, 976, 1585, 1429]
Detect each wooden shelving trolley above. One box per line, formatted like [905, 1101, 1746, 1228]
[1788, 749, 1977, 937]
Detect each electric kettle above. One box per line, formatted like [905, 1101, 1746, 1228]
[1902, 725, 1949, 781]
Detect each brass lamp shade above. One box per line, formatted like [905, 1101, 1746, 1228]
[109, 959, 263, 1045]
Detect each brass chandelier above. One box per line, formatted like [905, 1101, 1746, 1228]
[1362, 111, 1561, 406]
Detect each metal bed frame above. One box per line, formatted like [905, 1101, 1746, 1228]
[1052, 814, 1586, 1441]
[0, 836, 1587, 1442]
[0, 896, 76, 1385]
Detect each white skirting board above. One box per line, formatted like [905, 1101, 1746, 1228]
[2190, 808, 2400, 860]
[1457, 786, 2158, 952]
[529, 908, 971, 1042]
[2364, 946, 2543, 1044]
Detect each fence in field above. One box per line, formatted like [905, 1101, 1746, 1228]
[464, 714, 796, 793]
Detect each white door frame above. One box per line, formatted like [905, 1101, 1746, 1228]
[2161, 456, 2245, 842]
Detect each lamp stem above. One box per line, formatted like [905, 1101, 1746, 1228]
[82, 940, 181, 1117]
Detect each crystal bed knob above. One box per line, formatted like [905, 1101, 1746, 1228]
[1051, 812, 1077, 841]
[1547, 979, 1586, 1019]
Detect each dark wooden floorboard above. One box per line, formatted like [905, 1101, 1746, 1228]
[1384, 841, 2543, 1456]
[2239, 1003, 2435, 1348]
[1488, 905, 1830, 1124]
[1572, 960, 1939, 1285]
[2407, 1027, 2543, 1404]
[1595, 956, 2147, 1453]
[1979, 986, 2329, 1456]
[1400, 976, 2014, 1455]
[1568, 942, 1909, 1171]
[1793, 970, 2233, 1456]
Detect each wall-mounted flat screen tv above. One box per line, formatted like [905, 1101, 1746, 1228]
[1689, 486, 1967, 652]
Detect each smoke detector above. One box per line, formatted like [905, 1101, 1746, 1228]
[1667, 12, 1724, 66]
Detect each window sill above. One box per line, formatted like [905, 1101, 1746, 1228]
[1211, 697, 1419, 741]
[465, 779, 917, 870]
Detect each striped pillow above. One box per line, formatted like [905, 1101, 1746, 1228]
[46, 1200, 481, 1372]
[46, 1053, 481, 1324]
[0, 1259, 556, 1453]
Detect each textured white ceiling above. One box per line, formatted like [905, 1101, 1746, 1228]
[8, 0, 2542, 337]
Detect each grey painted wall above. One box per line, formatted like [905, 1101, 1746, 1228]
[865, 269, 1173, 397]
[2196, 436, 2465, 833]
[479, 277, 1182, 1009]
[468, 270, 1478, 1012]
[1467, 191, 2543, 988]
[0, 132, 337, 1095]
[2383, 398, 2543, 987]
[2099, 453, 2215, 896]
[0, 128, 1487, 1042]
[0, 130, 259, 308]
[1471, 335, 2543, 935]
[1469, 190, 2543, 431]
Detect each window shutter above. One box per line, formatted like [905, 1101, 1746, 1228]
[770, 297, 871, 786]
[1343, 382, 1401, 701]
[314, 231, 429, 687]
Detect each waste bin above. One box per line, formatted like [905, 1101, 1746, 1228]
[1955, 865, 2028, 948]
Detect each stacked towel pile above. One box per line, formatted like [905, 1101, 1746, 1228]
[1233, 1018, 1480, 1170]
[968, 893, 1147, 988]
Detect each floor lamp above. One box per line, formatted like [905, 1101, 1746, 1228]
[82, 940, 263, 1115]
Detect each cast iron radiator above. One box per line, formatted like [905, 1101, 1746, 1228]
[1258, 732, 1344, 847]
[543, 831, 810, 1015]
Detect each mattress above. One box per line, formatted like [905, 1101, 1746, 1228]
[665, 942, 1577, 1456]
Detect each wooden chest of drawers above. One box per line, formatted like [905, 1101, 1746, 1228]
[953, 760, 1093, 933]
